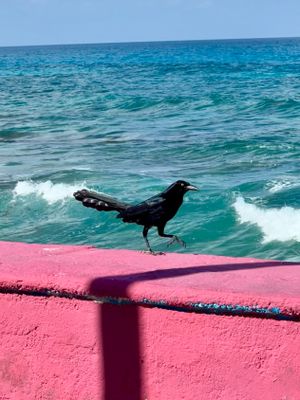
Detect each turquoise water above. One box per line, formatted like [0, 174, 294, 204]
[1, 38, 300, 260]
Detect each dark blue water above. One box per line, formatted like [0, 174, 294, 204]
[1, 38, 300, 260]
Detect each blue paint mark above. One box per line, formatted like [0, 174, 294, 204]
[190, 302, 284, 319]
[101, 296, 298, 322]
[0, 286, 298, 322]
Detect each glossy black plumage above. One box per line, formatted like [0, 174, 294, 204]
[74, 180, 197, 254]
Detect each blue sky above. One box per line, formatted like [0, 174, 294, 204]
[1, 0, 300, 46]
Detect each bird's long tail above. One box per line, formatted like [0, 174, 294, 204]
[73, 189, 129, 212]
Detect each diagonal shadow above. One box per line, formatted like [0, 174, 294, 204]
[88, 259, 298, 400]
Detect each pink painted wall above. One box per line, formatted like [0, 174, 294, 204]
[0, 241, 299, 399]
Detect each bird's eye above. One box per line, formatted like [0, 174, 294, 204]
[181, 183, 184, 187]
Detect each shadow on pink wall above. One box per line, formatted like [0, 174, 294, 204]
[89, 259, 294, 400]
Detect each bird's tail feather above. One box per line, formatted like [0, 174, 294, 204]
[73, 189, 129, 212]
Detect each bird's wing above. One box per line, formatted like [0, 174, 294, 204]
[119, 195, 166, 224]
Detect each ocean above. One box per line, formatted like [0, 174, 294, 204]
[0, 38, 300, 261]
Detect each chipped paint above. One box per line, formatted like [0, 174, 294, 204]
[0, 286, 298, 321]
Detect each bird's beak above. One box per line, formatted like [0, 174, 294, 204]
[186, 185, 198, 191]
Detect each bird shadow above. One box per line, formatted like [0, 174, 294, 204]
[88, 258, 298, 400]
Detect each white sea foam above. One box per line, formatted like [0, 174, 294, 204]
[233, 196, 300, 243]
[13, 180, 86, 204]
[265, 179, 296, 193]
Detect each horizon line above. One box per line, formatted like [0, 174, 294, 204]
[1, 35, 300, 49]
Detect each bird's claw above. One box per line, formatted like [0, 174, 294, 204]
[141, 250, 166, 256]
[167, 236, 186, 248]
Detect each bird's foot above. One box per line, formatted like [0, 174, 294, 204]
[141, 250, 166, 256]
[167, 236, 186, 248]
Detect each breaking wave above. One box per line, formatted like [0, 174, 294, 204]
[233, 196, 300, 243]
[13, 180, 86, 205]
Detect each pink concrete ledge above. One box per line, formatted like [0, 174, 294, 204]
[0, 241, 299, 400]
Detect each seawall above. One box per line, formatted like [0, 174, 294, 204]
[0, 241, 299, 399]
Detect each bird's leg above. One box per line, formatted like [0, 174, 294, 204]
[142, 226, 165, 255]
[142, 226, 154, 254]
[157, 225, 186, 248]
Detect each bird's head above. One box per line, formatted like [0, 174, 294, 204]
[163, 180, 198, 198]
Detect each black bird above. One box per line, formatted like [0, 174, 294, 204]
[73, 180, 198, 254]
